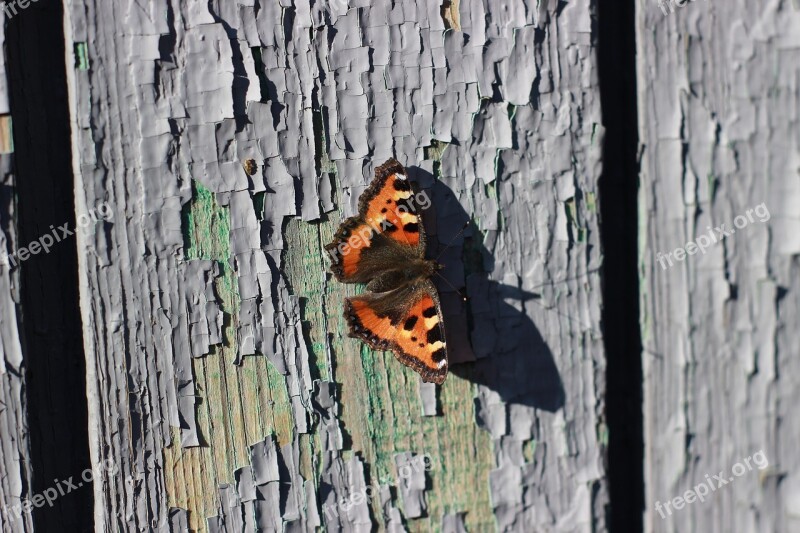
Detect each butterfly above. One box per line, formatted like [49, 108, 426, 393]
[325, 159, 448, 384]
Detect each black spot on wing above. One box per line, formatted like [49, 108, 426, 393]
[403, 316, 418, 331]
[395, 197, 414, 213]
[393, 177, 411, 192]
[403, 223, 419, 233]
[375, 305, 405, 326]
[426, 325, 442, 345]
[422, 307, 436, 318]
[431, 347, 446, 363]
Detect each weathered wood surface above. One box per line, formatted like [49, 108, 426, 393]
[638, 1, 800, 532]
[2, 0, 799, 531]
[59, 0, 606, 531]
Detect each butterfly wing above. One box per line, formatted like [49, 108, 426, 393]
[326, 159, 426, 284]
[344, 279, 448, 384]
[325, 217, 406, 283]
[358, 159, 426, 250]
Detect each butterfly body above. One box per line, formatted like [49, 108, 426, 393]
[326, 159, 449, 384]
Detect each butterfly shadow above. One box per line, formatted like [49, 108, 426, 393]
[408, 166, 565, 413]
[449, 280, 566, 413]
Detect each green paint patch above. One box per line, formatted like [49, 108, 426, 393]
[169, 179, 303, 532]
[282, 217, 333, 382]
[485, 180, 498, 200]
[585, 191, 597, 212]
[565, 197, 587, 243]
[523, 439, 537, 463]
[182, 180, 232, 263]
[181, 179, 240, 350]
[265, 361, 294, 439]
[180, 178, 240, 347]
[357, 343, 495, 532]
[598, 422, 609, 447]
[74, 42, 89, 71]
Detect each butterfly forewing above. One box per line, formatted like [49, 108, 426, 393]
[359, 159, 425, 251]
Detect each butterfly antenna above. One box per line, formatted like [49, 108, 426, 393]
[433, 271, 468, 301]
[434, 221, 471, 263]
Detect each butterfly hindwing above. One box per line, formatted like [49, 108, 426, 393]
[344, 280, 448, 384]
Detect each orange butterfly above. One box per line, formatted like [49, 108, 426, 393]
[325, 159, 448, 384]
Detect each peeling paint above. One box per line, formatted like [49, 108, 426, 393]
[63, 0, 606, 530]
[638, 1, 800, 532]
